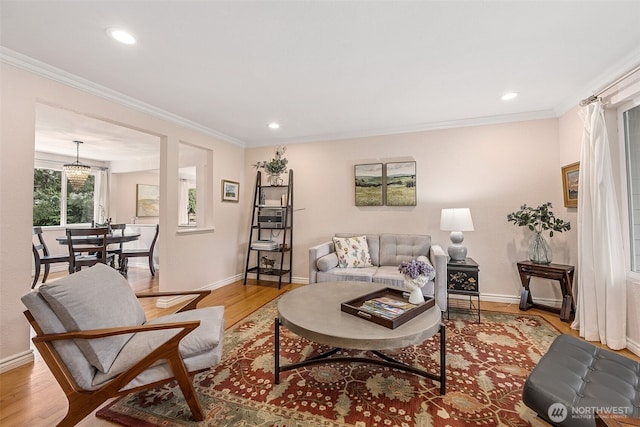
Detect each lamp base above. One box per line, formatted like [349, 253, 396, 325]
[448, 231, 467, 261]
[448, 245, 467, 261]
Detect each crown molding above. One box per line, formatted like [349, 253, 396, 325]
[0, 47, 245, 147]
[249, 109, 558, 148]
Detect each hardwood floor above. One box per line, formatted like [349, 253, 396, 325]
[1, 269, 638, 426]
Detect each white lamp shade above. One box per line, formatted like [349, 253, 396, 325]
[440, 208, 474, 231]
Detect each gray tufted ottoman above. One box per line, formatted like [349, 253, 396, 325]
[522, 334, 639, 426]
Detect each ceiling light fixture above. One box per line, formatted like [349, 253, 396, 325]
[106, 28, 136, 44]
[268, 122, 280, 129]
[63, 140, 91, 189]
[501, 92, 519, 101]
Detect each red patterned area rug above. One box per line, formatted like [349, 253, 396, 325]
[97, 300, 558, 427]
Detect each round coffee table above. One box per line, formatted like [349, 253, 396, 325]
[275, 281, 446, 394]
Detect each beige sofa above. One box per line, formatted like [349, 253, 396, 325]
[309, 233, 447, 311]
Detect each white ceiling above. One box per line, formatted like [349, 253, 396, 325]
[2, 1, 640, 159]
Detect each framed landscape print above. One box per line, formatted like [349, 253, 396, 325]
[385, 161, 416, 206]
[136, 184, 160, 217]
[222, 179, 240, 202]
[355, 163, 383, 206]
[562, 162, 579, 208]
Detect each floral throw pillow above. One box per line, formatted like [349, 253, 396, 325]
[332, 236, 373, 268]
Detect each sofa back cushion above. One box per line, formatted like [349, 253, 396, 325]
[335, 233, 380, 266]
[379, 234, 431, 266]
[38, 263, 146, 373]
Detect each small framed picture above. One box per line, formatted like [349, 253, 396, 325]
[222, 179, 240, 202]
[561, 162, 579, 208]
[355, 163, 384, 206]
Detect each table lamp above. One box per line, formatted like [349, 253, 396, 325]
[440, 208, 474, 261]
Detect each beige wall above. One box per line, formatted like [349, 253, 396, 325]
[111, 171, 161, 225]
[245, 118, 576, 302]
[0, 63, 245, 366]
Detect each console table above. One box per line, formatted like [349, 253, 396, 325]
[517, 261, 575, 322]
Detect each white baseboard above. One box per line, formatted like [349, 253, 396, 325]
[154, 274, 241, 308]
[0, 350, 34, 374]
[626, 337, 640, 357]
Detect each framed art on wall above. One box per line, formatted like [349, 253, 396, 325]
[385, 161, 416, 206]
[561, 162, 579, 208]
[136, 184, 160, 217]
[355, 163, 384, 206]
[222, 179, 240, 202]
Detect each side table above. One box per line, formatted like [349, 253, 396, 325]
[446, 257, 480, 323]
[517, 261, 575, 322]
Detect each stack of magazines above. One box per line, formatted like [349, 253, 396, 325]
[359, 297, 417, 320]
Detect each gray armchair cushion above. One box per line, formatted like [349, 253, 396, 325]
[21, 291, 96, 390]
[39, 264, 146, 373]
[93, 306, 225, 386]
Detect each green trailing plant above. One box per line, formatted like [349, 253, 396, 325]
[253, 145, 288, 175]
[507, 202, 571, 237]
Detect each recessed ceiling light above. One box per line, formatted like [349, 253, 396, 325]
[268, 122, 280, 129]
[106, 28, 136, 45]
[501, 92, 518, 101]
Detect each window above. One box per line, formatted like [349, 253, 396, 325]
[624, 103, 640, 272]
[33, 167, 95, 226]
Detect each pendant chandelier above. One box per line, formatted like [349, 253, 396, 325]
[63, 140, 91, 189]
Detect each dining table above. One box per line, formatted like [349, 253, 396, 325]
[56, 232, 141, 274]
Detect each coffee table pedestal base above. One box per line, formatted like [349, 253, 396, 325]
[274, 318, 446, 395]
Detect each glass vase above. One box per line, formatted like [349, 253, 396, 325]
[528, 232, 552, 264]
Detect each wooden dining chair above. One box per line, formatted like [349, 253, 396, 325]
[32, 227, 70, 288]
[107, 223, 127, 268]
[66, 227, 114, 273]
[119, 224, 159, 277]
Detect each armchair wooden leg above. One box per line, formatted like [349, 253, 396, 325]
[167, 354, 204, 421]
[56, 394, 104, 427]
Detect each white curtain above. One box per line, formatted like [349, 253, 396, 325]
[178, 179, 189, 225]
[93, 169, 109, 224]
[572, 101, 627, 350]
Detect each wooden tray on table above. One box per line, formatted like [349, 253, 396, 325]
[341, 287, 435, 329]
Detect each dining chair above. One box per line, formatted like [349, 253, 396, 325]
[119, 224, 159, 277]
[66, 227, 114, 273]
[32, 227, 70, 288]
[107, 223, 127, 268]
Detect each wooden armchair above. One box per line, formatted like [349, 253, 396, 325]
[22, 264, 224, 426]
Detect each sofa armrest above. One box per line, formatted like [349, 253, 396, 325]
[309, 241, 334, 283]
[429, 244, 447, 311]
